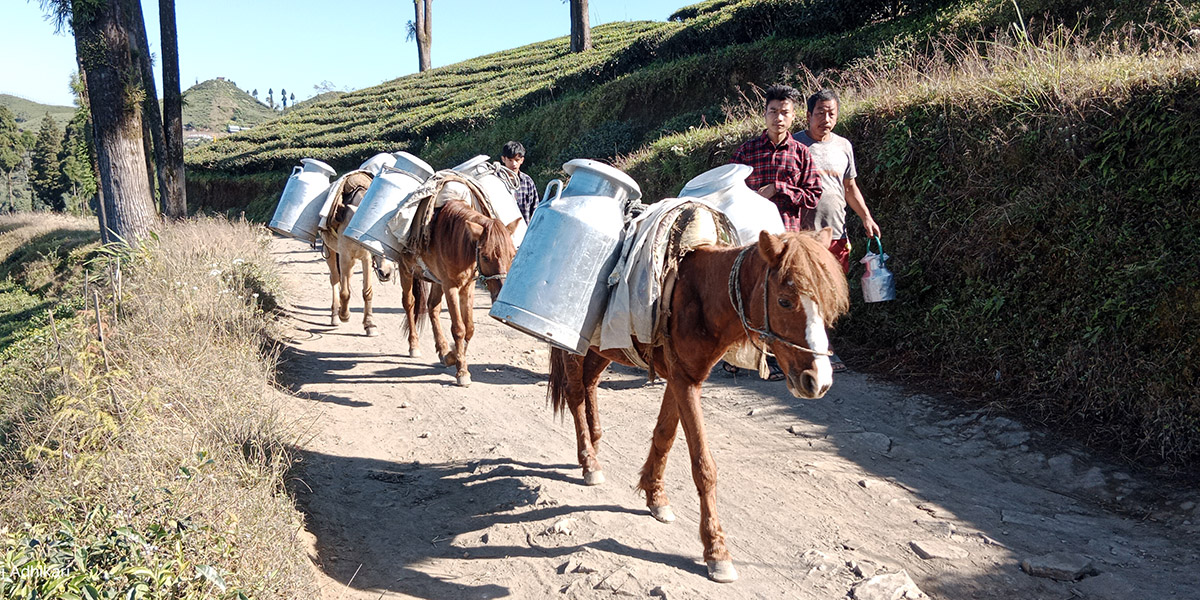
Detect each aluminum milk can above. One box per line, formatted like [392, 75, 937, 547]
[678, 163, 784, 245]
[268, 158, 337, 243]
[342, 151, 435, 261]
[450, 155, 528, 247]
[489, 159, 642, 355]
[358, 152, 397, 176]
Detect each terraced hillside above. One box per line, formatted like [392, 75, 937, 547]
[186, 0, 1200, 467]
[181, 77, 277, 131]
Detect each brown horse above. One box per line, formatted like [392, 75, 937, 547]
[548, 228, 849, 583]
[400, 200, 518, 386]
[319, 171, 394, 336]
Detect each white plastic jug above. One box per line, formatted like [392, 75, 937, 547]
[860, 236, 896, 303]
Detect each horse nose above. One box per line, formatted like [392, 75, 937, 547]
[800, 369, 830, 398]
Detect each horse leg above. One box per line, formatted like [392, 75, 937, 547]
[360, 253, 378, 337]
[426, 282, 452, 365]
[638, 392, 681, 524]
[443, 284, 471, 387]
[337, 251, 353, 323]
[325, 250, 340, 327]
[670, 378, 737, 583]
[556, 351, 604, 485]
[399, 268, 421, 357]
[581, 352, 609, 453]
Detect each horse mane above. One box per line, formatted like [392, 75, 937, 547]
[433, 200, 514, 265]
[774, 232, 850, 327]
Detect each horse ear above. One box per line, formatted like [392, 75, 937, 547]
[465, 221, 485, 241]
[758, 230, 785, 268]
[505, 218, 521, 236]
[814, 227, 833, 248]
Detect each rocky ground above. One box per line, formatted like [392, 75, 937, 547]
[271, 236, 1200, 599]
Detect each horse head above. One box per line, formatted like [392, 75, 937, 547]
[754, 228, 850, 399]
[468, 216, 520, 301]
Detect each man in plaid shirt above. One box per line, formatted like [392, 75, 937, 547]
[730, 84, 822, 232]
[500, 141, 540, 223]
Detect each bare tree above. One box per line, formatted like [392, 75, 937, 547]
[570, 0, 591, 53]
[46, 0, 160, 241]
[407, 0, 433, 72]
[160, 0, 186, 218]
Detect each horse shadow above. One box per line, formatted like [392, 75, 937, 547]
[292, 451, 704, 597]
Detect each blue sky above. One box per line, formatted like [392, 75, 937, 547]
[2, 0, 693, 107]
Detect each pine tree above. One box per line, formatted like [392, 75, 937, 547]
[0, 106, 23, 211]
[31, 114, 65, 210]
[281, 87, 288, 111]
[60, 105, 98, 215]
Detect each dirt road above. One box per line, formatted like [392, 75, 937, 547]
[271, 236, 1199, 599]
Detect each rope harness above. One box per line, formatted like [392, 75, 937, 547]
[475, 246, 508, 284]
[728, 246, 835, 357]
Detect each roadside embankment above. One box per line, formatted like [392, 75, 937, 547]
[0, 216, 316, 599]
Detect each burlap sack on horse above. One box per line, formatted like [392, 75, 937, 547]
[597, 198, 773, 379]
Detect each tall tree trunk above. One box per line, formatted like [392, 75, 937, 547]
[160, 0, 186, 218]
[74, 0, 160, 243]
[76, 58, 109, 243]
[570, 0, 591, 53]
[127, 0, 168, 215]
[414, 0, 432, 72]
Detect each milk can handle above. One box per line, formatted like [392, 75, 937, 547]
[867, 235, 884, 256]
[544, 179, 563, 205]
[291, 166, 303, 177]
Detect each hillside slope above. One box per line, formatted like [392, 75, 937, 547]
[184, 0, 1200, 466]
[181, 78, 278, 131]
[0, 94, 74, 132]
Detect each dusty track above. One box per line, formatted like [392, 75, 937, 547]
[271, 236, 1199, 599]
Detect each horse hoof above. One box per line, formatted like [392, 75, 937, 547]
[706, 560, 739, 583]
[456, 374, 472, 387]
[365, 327, 379, 337]
[649, 505, 676, 523]
[583, 470, 605, 486]
[441, 354, 458, 367]
[409, 348, 422, 358]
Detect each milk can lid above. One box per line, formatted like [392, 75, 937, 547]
[392, 151, 435, 182]
[562, 159, 642, 201]
[678, 163, 751, 198]
[300, 158, 336, 178]
[450, 155, 491, 176]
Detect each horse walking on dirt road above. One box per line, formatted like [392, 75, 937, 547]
[319, 171, 394, 336]
[401, 200, 518, 387]
[548, 228, 849, 583]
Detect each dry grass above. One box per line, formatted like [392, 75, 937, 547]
[0, 216, 316, 598]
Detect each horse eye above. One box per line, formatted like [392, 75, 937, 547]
[778, 297, 793, 310]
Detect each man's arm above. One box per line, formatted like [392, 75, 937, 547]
[773, 148, 821, 211]
[844, 177, 880, 239]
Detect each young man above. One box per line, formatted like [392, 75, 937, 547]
[725, 84, 822, 380]
[499, 141, 540, 223]
[795, 89, 882, 372]
[794, 89, 881, 273]
[730, 84, 822, 232]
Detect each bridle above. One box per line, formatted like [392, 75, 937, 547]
[728, 245, 834, 357]
[475, 246, 508, 284]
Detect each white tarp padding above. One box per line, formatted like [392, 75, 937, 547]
[598, 198, 733, 351]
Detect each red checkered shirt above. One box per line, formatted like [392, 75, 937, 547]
[730, 131, 822, 231]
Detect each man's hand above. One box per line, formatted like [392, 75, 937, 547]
[757, 183, 777, 198]
[862, 216, 881, 240]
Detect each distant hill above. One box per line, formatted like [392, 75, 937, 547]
[181, 78, 278, 132]
[0, 94, 75, 132]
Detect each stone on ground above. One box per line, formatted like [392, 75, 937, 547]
[1020, 552, 1098, 581]
[850, 571, 928, 600]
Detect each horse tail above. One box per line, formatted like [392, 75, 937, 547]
[548, 347, 569, 417]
